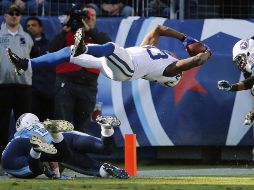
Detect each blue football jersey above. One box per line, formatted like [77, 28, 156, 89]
[14, 123, 53, 144]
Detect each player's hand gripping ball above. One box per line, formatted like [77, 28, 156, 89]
[186, 42, 207, 56]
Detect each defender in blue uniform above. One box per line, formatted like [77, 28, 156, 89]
[1, 113, 128, 179]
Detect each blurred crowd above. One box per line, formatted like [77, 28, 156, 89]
[0, 0, 175, 18]
[1, 1, 254, 19]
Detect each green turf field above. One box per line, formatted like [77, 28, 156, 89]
[1, 176, 254, 190]
[2, 165, 254, 190]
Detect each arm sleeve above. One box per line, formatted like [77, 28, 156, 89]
[231, 76, 254, 91]
[243, 76, 254, 89]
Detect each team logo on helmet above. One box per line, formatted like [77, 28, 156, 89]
[16, 114, 25, 130]
[16, 113, 39, 132]
[240, 40, 249, 50]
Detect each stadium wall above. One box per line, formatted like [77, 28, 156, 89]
[1, 16, 254, 149]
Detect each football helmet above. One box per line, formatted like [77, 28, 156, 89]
[232, 39, 254, 73]
[16, 113, 40, 132]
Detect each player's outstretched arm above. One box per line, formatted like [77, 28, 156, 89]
[218, 76, 254, 92]
[163, 50, 211, 77]
[140, 25, 185, 46]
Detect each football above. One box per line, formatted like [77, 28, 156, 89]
[186, 42, 207, 56]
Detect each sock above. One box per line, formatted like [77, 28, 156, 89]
[101, 127, 114, 137]
[31, 47, 71, 69]
[86, 42, 115, 57]
[51, 133, 64, 143]
[30, 148, 41, 159]
[99, 165, 110, 178]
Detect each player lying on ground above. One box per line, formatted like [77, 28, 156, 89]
[1, 113, 128, 179]
[7, 25, 212, 87]
[217, 38, 254, 126]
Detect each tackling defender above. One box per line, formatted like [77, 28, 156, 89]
[7, 25, 211, 87]
[217, 38, 254, 126]
[1, 113, 128, 179]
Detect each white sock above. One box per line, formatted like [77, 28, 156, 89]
[51, 133, 64, 143]
[99, 165, 110, 178]
[30, 148, 41, 159]
[101, 127, 114, 137]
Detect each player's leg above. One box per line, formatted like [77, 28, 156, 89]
[40, 120, 74, 162]
[61, 151, 129, 179]
[97, 115, 121, 151]
[6, 47, 71, 75]
[38, 121, 73, 179]
[71, 29, 134, 81]
[28, 135, 58, 176]
[103, 44, 134, 81]
[2, 136, 55, 178]
[71, 51, 134, 81]
[71, 27, 115, 58]
[70, 53, 105, 71]
[70, 44, 134, 81]
[1, 138, 38, 178]
[64, 130, 116, 154]
[83, 43, 116, 57]
[63, 115, 120, 154]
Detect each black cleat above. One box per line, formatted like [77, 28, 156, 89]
[102, 163, 129, 179]
[6, 48, 29, 75]
[96, 115, 121, 128]
[71, 27, 86, 57]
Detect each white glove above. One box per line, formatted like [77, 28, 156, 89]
[217, 80, 232, 91]
[244, 111, 254, 126]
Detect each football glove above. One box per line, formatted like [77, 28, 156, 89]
[217, 80, 232, 91]
[203, 44, 212, 56]
[244, 110, 254, 126]
[182, 35, 199, 49]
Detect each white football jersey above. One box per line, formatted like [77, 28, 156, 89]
[71, 43, 182, 86]
[126, 46, 181, 86]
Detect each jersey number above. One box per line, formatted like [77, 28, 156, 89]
[26, 124, 48, 137]
[146, 46, 169, 60]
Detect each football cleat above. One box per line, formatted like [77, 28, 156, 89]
[30, 135, 57, 154]
[71, 27, 86, 57]
[96, 115, 121, 128]
[244, 111, 254, 126]
[102, 163, 129, 179]
[6, 48, 29, 75]
[42, 119, 74, 133]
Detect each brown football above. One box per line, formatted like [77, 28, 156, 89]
[186, 42, 207, 56]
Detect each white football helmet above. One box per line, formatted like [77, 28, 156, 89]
[16, 113, 40, 132]
[232, 39, 254, 73]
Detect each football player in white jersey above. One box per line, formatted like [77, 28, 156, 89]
[7, 25, 211, 87]
[217, 38, 254, 126]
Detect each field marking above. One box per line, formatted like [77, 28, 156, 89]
[1, 168, 254, 180]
